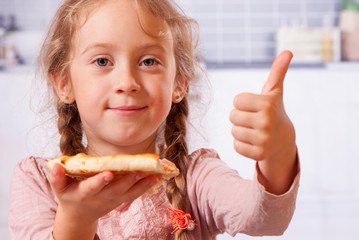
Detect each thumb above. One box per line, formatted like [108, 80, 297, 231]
[49, 163, 68, 194]
[261, 50, 293, 96]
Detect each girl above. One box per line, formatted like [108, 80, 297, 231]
[9, 0, 300, 239]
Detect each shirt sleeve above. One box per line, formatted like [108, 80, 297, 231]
[9, 157, 57, 240]
[187, 149, 300, 237]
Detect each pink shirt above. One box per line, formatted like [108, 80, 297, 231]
[9, 148, 300, 239]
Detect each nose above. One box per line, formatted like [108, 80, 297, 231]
[113, 64, 141, 94]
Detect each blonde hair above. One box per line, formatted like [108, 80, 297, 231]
[40, 1, 200, 239]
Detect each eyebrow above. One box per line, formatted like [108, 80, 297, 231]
[139, 43, 168, 53]
[80, 43, 116, 55]
[80, 42, 169, 55]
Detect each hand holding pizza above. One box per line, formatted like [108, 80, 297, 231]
[230, 51, 297, 195]
[47, 153, 175, 239]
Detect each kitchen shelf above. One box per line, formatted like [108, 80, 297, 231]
[205, 61, 359, 70]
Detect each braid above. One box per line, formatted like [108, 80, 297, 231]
[57, 101, 86, 156]
[163, 96, 191, 240]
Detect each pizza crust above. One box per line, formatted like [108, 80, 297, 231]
[46, 153, 179, 194]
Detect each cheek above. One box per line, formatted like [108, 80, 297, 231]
[70, 74, 106, 117]
[158, 78, 175, 102]
[154, 87, 173, 113]
[71, 65, 102, 99]
[147, 80, 174, 117]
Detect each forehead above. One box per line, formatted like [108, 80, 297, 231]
[72, 0, 173, 53]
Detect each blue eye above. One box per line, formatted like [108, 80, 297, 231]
[142, 58, 156, 66]
[96, 58, 109, 66]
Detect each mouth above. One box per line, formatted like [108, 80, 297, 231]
[108, 105, 148, 115]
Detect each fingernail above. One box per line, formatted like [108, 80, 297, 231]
[101, 172, 112, 182]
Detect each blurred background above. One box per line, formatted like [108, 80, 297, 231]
[1, 0, 359, 239]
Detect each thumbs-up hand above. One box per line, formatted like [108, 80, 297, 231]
[229, 51, 297, 194]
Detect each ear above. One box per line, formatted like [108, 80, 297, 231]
[51, 72, 75, 104]
[172, 76, 189, 103]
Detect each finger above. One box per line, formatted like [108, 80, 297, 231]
[79, 171, 115, 196]
[123, 175, 160, 202]
[231, 126, 258, 145]
[233, 92, 267, 112]
[230, 110, 257, 129]
[234, 140, 265, 161]
[49, 163, 68, 194]
[100, 172, 146, 197]
[261, 50, 293, 96]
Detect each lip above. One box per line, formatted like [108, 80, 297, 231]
[108, 105, 148, 116]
